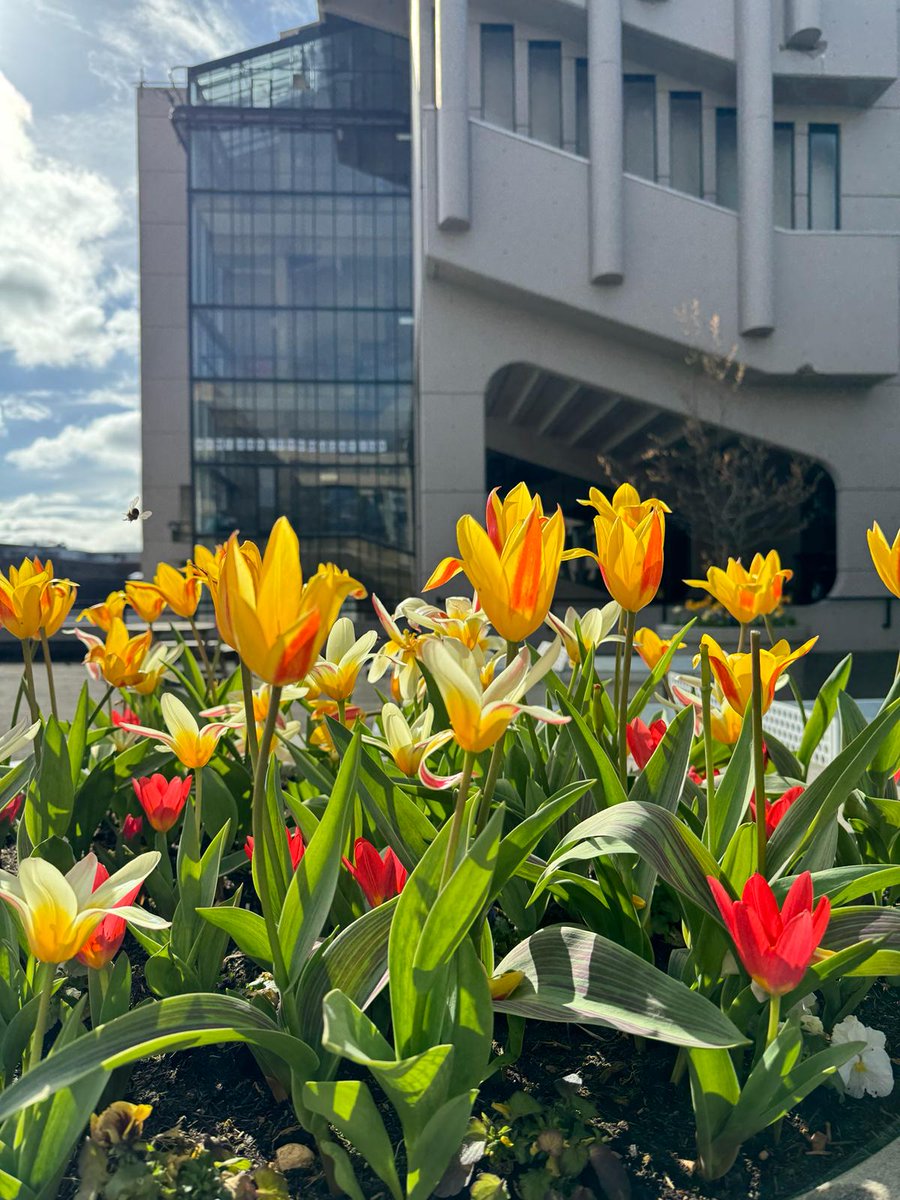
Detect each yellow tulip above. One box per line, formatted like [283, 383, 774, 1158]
[634, 627, 672, 671]
[398, 595, 499, 656]
[148, 562, 202, 620]
[0, 557, 51, 640]
[698, 633, 818, 716]
[40, 576, 78, 637]
[79, 591, 127, 633]
[370, 702, 451, 779]
[424, 487, 565, 643]
[120, 693, 229, 769]
[306, 618, 378, 703]
[591, 509, 665, 613]
[218, 516, 365, 686]
[82, 619, 154, 688]
[546, 602, 621, 666]
[193, 538, 261, 650]
[125, 581, 167, 625]
[578, 482, 670, 532]
[685, 551, 793, 625]
[867, 522, 900, 600]
[419, 638, 567, 776]
[0, 852, 166, 963]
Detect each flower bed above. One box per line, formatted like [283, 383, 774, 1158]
[0, 485, 898, 1200]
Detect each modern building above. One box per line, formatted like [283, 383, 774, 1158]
[138, 0, 900, 660]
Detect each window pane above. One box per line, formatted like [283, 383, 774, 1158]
[774, 122, 794, 228]
[809, 125, 839, 230]
[669, 91, 702, 197]
[528, 41, 562, 147]
[575, 58, 588, 157]
[715, 107, 737, 209]
[624, 76, 656, 180]
[481, 24, 514, 130]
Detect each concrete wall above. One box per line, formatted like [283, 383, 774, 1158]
[136, 87, 191, 577]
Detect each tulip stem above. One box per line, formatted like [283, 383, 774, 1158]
[38, 630, 58, 722]
[252, 684, 288, 987]
[189, 617, 216, 697]
[617, 611, 636, 787]
[766, 993, 781, 1047]
[88, 685, 115, 729]
[474, 741, 504, 837]
[613, 613, 624, 725]
[193, 768, 203, 848]
[750, 630, 768, 876]
[239, 663, 259, 775]
[27, 961, 54, 1070]
[441, 750, 476, 890]
[764, 614, 807, 723]
[700, 643, 716, 840]
[737, 623, 747, 654]
[20, 640, 39, 725]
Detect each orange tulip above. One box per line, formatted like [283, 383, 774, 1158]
[125, 581, 167, 625]
[150, 562, 202, 620]
[698, 633, 818, 716]
[685, 552, 792, 625]
[867, 522, 900, 600]
[0, 557, 51, 640]
[192, 539, 261, 650]
[79, 591, 127, 633]
[634, 627, 672, 671]
[40, 576, 78, 637]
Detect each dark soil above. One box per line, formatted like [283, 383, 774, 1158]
[54, 943, 900, 1200]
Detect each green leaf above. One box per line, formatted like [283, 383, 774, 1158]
[707, 712, 754, 859]
[767, 699, 900, 874]
[442, 938, 493, 1095]
[66, 683, 90, 789]
[546, 801, 723, 920]
[492, 781, 592, 898]
[0, 994, 318, 1123]
[302, 1081, 402, 1200]
[28, 718, 74, 845]
[686, 1047, 740, 1180]
[772, 864, 900, 907]
[821, 906, 900, 975]
[797, 654, 851, 769]
[406, 1089, 478, 1200]
[278, 728, 361, 986]
[628, 707, 694, 902]
[196, 906, 271, 966]
[413, 807, 504, 978]
[492, 925, 746, 1048]
[199, 766, 239, 841]
[555, 691, 627, 810]
[872, 672, 900, 775]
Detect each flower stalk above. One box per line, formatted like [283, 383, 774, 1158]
[239, 662, 259, 774]
[27, 961, 54, 1069]
[750, 630, 768, 876]
[39, 629, 58, 722]
[617, 610, 636, 787]
[441, 750, 475, 890]
[251, 683, 288, 986]
[700, 642, 716, 837]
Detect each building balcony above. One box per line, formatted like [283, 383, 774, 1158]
[422, 115, 899, 380]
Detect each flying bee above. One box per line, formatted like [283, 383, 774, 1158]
[124, 496, 152, 523]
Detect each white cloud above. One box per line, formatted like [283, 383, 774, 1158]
[5, 409, 139, 474]
[0, 72, 137, 369]
[0, 489, 142, 553]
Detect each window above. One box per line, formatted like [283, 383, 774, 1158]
[624, 75, 656, 180]
[528, 41, 562, 147]
[808, 124, 840, 230]
[715, 107, 737, 209]
[669, 91, 702, 196]
[481, 24, 515, 130]
[575, 57, 589, 157]
[774, 121, 794, 228]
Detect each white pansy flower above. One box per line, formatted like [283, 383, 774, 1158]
[832, 1016, 895, 1099]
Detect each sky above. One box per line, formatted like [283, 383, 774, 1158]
[0, 0, 316, 554]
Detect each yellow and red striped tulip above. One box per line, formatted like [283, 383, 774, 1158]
[120, 693, 229, 769]
[218, 516, 365, 686]
[685, 551, 792, 625]
[634, 627, 672, 671]
[698, 633, 818, 716]
[867, 522, 900, 600]
[125, 581, 167, 625]
[578, 482, 670, 532]
[593, 509, 665, 613]
[83, 619, 154, 689]
[306, 618, 378, 703]
[40, 576, 78, 637]
[0, 557, 51, 640]
[424, 486, 565, 642]
[149, 562, 202, 620]
[79, 591, 127, 633]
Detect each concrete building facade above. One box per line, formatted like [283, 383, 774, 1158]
[138, 0, 900, 656]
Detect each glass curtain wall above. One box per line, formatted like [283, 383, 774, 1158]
[184, 18, 414, 600]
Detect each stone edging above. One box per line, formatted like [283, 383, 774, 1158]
[792, 1134, 900, 1198]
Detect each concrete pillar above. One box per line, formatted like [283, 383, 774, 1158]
[587, 0, 624, 285]
[736, 0, 775, 336]
[435, 0, 469, 230]
[784, 0, 822, 50]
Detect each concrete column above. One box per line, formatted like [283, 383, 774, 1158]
[435, 0, 469, 230]
[587, 0, 624, 284]
[736, 0, 775, 336]
[784, 0, 822, 50]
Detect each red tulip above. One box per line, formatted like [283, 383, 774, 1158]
[244, 826, 305, 871]
[122, 814, 144, 842]
[707, 871, 830, 997]
[750, 785, 804, 839]
[688, 766, 720, 786]
[76, 862, 141, 970]
[111, 706, 139, 729]
[0, 793, 23, 826]
[132, 774, 192, 833]
[626, 718, 667, 771]
[342, 838, 407, 907]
